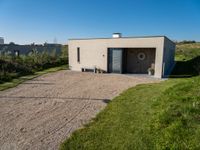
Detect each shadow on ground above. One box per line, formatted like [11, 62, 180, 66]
[0, 96, 111, 104]
[170, 56, 200, 78]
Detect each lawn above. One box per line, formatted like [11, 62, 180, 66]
[60, 76, 200, 150]
[60, 43, 200, 150]
[0, 65, 67, 91]
[171, 43, 200, 77]
[175, 42, 200, 61]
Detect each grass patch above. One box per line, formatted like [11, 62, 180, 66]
[171, 43, 200, 77]
[60, 77, 200, 150]
[0, 65, 67, 91]
[176, 43, 200, 61]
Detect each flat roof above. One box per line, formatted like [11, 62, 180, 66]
[69, 35, 166, 40]
[69, 35, 175, 44]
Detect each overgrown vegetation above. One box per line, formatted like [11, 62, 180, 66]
[0, 65, 67, 91]
[0, 45, 68, 83]
[171, 43, 200, 77]
[175, 42, 200, 61]
[176, 40, 196, 45]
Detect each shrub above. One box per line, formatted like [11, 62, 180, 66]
[193, 56, 200, 75]
[178, 40, 196, 44]
[0, 48, 68, 83]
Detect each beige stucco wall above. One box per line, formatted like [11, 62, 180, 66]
[68, 37, 168, 78]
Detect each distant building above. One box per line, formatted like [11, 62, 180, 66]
[0, 37, 4, 44]
[0, 43, 62, 56]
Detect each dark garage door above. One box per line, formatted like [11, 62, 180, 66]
[126, 48, 156, 74]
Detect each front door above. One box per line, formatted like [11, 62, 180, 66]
[108, 48, 123, 73]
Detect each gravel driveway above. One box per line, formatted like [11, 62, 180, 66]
[0, 70, 159, 150]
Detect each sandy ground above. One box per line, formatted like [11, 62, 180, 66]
[0, 70, 160, 150]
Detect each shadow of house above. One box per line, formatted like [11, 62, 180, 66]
[0, 95, 111, 104]
[170, 56, 200, 78]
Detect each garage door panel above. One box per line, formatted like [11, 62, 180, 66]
[126, 48, 155, 74]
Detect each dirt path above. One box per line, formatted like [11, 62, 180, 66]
[0, 71, 160, 150]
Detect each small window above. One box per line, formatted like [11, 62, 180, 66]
[77, 47, 80, 63]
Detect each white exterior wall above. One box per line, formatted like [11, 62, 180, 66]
[69, 37, 167, 78]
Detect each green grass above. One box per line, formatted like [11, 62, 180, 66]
[0, 65, 67, 91]
[60, 43, 200, 149]
[60, 77, 200, 150]
[176, 42, 200, 61]
[171, 43, 200, 77]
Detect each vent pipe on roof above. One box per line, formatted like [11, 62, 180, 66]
[112, 33, 122, 38]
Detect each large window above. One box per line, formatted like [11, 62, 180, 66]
[77, 47, 80, 63]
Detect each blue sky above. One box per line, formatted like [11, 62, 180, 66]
[0, 0, 200, 44]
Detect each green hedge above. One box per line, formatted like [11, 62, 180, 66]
[0, 49, 68, 83]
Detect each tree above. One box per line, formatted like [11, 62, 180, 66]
[61, 45, 68, 59]
[9, 42, 15, 45]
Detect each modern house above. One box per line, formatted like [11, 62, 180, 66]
[68, 34, 175, 78]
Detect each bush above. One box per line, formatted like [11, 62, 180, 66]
[171, 56, 200, 77]
[0, 59, 33, 83]
[178, 40, 196, 44]
[193, 56, 200, 75]
[0, 48, 68, 83]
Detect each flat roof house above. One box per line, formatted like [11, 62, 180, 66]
[68, 34, 175, 78]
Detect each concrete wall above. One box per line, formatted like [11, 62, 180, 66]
[69, 37, 167, 78]
[163, 37, 176, 77]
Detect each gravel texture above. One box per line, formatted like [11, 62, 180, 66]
[0, 70, 160, 150]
